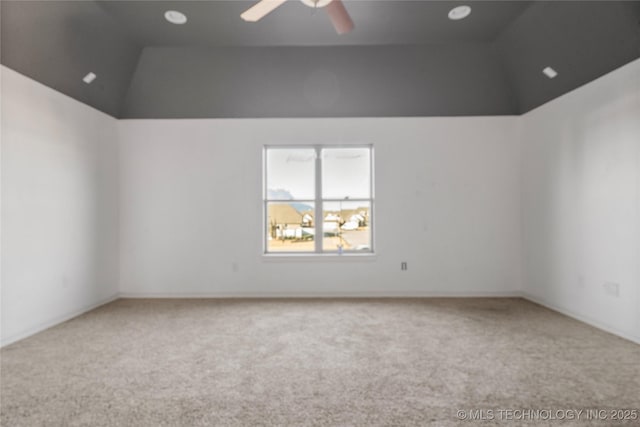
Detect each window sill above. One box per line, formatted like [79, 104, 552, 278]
[262, 253, 377, 262]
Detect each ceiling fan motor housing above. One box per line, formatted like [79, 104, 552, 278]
[300, 0, 333, 8]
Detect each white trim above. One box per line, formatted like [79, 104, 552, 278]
[521, 292, 640, 345]
[119, 291, 522, 299]
[314, 146, 323, 253]
[4, 291, 637, 347]
[262, 253, 377, 262]
[264, 145, 374, 255]
[0, 293, 120, 348]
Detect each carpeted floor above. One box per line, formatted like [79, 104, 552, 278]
[1, 298, 639, 426]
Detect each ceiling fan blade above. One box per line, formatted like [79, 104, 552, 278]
[241, 0, 288, 22]
[325, 0, 354, 34]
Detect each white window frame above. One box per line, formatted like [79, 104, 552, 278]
[263, 145, 375, 256]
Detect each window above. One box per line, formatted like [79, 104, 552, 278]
[264, 146, 374, 254]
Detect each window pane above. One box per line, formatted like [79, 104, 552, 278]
[266, 202, 315, 252]
[266, 148, 315, 200]
[322, 148, 370, 199]
[322, 201, 371, 252]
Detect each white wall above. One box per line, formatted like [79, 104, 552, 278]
[521, 59, 640, 343]
[117, 117, 522, 296]
[1, 66, 119, 346]
[3, 57, 638, 345]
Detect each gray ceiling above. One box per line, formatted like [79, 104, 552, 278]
[96, 1, 531, 46]
[2, 1, 639, 118]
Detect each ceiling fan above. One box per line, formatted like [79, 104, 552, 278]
[241, 0, 354, 34]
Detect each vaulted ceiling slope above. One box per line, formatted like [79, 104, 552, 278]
[1, 1, 639, 118]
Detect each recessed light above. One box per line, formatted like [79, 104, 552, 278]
[164, 10, 187, 25]
[83, 72, 96, 84]
[448, 5, 471, 21]
[543, 66, 558, 79]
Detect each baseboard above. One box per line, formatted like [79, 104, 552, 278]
[3, 291, 636, 347]
[0, 293, 120, 348]
[118, 290, 523, 298]
[521, 292, 640, 345]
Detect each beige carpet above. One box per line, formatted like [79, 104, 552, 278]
[1, 298, 639, 426]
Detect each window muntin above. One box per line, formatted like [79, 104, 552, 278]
[264, 146, 373, 255]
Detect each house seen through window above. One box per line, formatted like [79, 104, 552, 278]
[264, 146, 373, 254]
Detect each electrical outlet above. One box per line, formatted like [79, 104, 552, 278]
[401, 262, 407, 271]
[603, 282, 619, 297]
